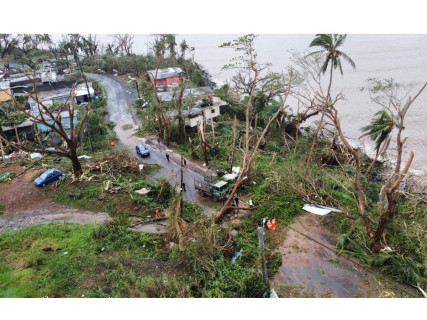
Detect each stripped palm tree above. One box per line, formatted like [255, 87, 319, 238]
[166, 34, 177, 63]
[305, 34, 356, 173]
[360, 110, 394, 175]
[180, 40, 189, 60]
[307, 34, 356, 97]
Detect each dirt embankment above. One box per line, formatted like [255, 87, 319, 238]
[0, 164, 56, 213]
[0, 164, 110, 232]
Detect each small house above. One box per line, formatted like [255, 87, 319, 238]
[147, 67, 182, 87]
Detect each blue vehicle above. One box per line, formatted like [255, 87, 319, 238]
[34, 168, 63, 187]
[136, 144, 150, 157]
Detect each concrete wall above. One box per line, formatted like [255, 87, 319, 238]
[188, 105, 221, 127]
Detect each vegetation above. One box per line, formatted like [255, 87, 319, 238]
[1, 33, 426, 297]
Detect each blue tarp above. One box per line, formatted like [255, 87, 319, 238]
[37, 117, 78, 132]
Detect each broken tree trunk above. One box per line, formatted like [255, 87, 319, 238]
[197, 121, 209, 166]
[0, 140, 4, 164]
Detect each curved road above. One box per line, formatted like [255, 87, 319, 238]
[88, 74, 209, 205]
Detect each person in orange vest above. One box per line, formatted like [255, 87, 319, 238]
[266, 219, 273, 231]
[111, 140, 115, 147]
[271, 218, 276, 231]
[155, 209, 160, 219]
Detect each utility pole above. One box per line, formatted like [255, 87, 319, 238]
[180, 154, 184, 216]
[133, 54, 143, 107]
[258, 225, 269, 285]
[230, 115, 237, 173]
[74, 50, 94, 153]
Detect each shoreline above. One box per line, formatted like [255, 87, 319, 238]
[208, 72, 427, 181]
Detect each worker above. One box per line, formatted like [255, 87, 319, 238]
[182, 182, 186, 192]
[110, 140, 115, 147]
[183, 158, 187, 166]
[155, 209, 160, 219]
[157, 137, 160, 145]
[165, 153, 170, 162]
[266, 219, 273, 231]
[249, 199, 254, 208]
[234, 196, 239, 207]
[272, 218, 276, 231]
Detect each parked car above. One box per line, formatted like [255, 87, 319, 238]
[136, 144, 150, 157]
[34, 168, 63, 187]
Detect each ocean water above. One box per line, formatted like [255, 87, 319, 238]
[55, 34, 427, 171]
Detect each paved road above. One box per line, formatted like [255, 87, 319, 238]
[88, 74, 209, 205]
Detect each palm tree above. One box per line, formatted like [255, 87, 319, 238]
[360, 110, 394, 156]
[360, 110, 394, 175]
[305, 34, 356, 173]
[307, 34, 356, 98]
[166, 34, 177, 63]
[180, 40, 189, 60]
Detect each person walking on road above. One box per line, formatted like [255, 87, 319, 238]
[166, 153, 170, 162]
[157, 137, 160, 145]
[183, 158, 187, 166]
[182, 182, 186, 192]
[155, 209, 160, 219]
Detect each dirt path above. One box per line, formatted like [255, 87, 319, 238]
[271, 213, 418, 297]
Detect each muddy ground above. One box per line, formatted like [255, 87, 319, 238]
[0, 164, 60, 213]
[271, 213, 419, 297]
[0, 164, 166, 233]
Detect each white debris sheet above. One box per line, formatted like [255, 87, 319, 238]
[303, 204, 342, 216]
[30, 153, 43, 159]
[222, 173, 237, 181]
[78, 155, 92, 160]
[135, 188, 150, 195]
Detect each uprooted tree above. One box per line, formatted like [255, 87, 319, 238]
[0, 82, 90, 177]
[301, 49, 427, 250]
[216, 34, 295, 220]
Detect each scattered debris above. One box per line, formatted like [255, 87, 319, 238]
[231, 248, 244, 264]
[63, 252, 68, 255]
[230, 229, 238, 237]
[328, 258, 339, 263]
[0, 172, 16, 183]
[30, 153, 43, 160]
[270, 289, 279, 298]
[135, 188, 150, 195]
[222, 173, 237, 181]
[302, 204, 342, 216]
[78, 155, 92, 160]
[102, 286, 112, 295]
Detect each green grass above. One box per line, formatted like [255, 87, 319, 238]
[0, 172, 16, 183]
[0, 223, 167, 297]
[122, 124, 133, 130]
